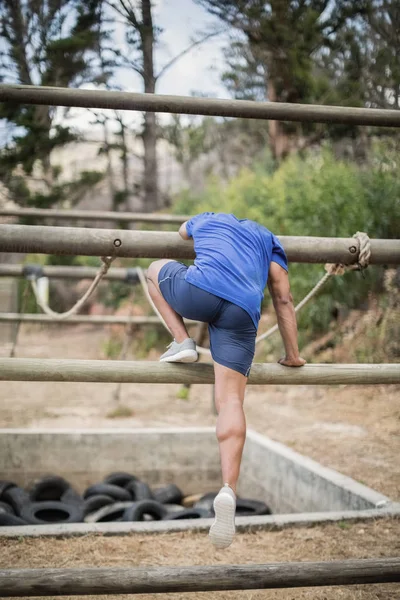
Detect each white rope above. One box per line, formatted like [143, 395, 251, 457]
[255, 270, 333, 343]
[354, 231, 371, 269]
[30, 256, 115, 321]
[137, 231, 371, 355]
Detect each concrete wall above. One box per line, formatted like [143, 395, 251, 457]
[0, 428, 390, 513]
[0, 428, 221, 494]
[241, 430, 390, 512]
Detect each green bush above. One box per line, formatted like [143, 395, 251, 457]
[172, 141, 399, 342]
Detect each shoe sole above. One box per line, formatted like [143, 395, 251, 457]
[209, 492, 235, 549]
[159, 349, 198, 363]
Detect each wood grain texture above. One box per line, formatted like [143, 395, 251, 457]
[0, 314, 198, 325]
[0, 359, 398, 385]
[0, 558, 399, 595]
[1, 84, 400, 126]
[0, 208, 188, 224]
[0, 225, 399, 264]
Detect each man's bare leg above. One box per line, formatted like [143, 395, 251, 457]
[214, 362, 247, 493]
[146, 259, 190, 343]
[209, 362, 247, 549]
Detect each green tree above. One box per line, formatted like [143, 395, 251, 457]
[362, 0, 400, 110]
[0, 0, 105, 206]
[197, 1, 367, 159]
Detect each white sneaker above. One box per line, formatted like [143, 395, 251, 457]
[159, 338, 198, 363]
[209, 484, 236, 549]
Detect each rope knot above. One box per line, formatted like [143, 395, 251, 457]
[353, 231, 371, 271]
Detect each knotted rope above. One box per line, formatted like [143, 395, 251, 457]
[137, 232, 371, 356]
[29, 256, 115, 321]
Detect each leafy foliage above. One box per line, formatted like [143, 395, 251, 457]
[172, 141, 399, 339]
[0, 0, 105, 206]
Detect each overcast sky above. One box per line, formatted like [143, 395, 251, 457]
[62, 0, 231, 134]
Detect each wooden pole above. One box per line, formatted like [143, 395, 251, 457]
[0, 314, 198, 325]
[1, 84, 400, 127]
[1, 224, 399, 264]
[0, 358, 399, 385]
[0, 208, 189, 224]
[0, 558, 399, 596]
[0, 264, 138, 281]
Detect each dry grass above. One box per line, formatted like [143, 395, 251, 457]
[1, 519, 399, 599]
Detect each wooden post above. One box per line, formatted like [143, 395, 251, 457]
[0, 359, 399, 385]
[0, 208, 189, 224]
[0, 558, 399, 596]
[1, 84, 400, 127]
[1, 225, 399, 264]
[179, 321, 208, 399]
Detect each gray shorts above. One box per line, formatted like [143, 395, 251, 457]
[158, 261, 256, 377]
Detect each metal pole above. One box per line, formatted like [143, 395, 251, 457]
[0, 359, 399, 385]
[0, 558, 399, 596]
[0, 208, 189, 224]
[1, 225, 399, 264]
[1, 84, 400, 127]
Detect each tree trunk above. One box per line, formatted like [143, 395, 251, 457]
[141, 0, 158, 212]
[117, 116, 131, 211]
[36, 106, 54, 188]
[103, 121, 117, 211]
[267, 79, 290, 161]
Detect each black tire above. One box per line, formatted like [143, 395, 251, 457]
[85, 502, 134, 523]
[163, 503, 186, 515]
[61, 488, 83, 506]
[104, 472, 138, 487]
[0, 512, 28, 526]
[20, 501, 84, 525]
[125, 480, 153, 501]
[0, 501, 14, 515]
[0, 481, 16, 500]
[83, 494, 114, 517]
[164, 508, 210, 520]
[3, 487, 30, 516]
[193, 492, 218, 512]
[153, 484, 183, 505]
[83, 483, 131, 502]
[123, 500, 166, 522]
[30, 476, 71, 502]
[235, 499, 271, 516]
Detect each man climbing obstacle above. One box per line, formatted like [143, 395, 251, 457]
[146, 212, 305, 549]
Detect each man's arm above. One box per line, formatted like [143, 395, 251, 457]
[267, 262, 306, 367]
[179, 221, 190, 240]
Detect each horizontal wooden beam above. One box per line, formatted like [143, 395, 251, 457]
[0, 208, 188, 224]
[0, 313, 198, 326]
[0, 264, 139, 281]
[0, 558, 399, 596]
[1, 224, 399, 264]
[0, 359, 398, 385]
[1, 84, 400, 127]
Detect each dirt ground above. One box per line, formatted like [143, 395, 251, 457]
[1, 520, 399, 599]
[1, 324, 399, 599]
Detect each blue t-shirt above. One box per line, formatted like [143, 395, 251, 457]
[185, 212, 288, 328]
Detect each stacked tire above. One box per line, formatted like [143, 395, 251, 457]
[0, 473, 271, 526]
